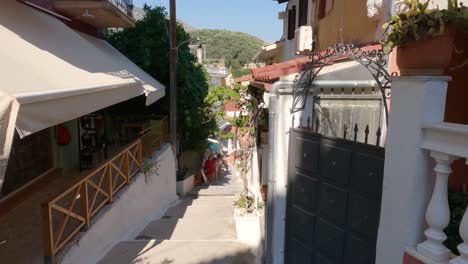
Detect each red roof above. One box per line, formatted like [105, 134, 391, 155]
[225, 101, 243, 112]
[234, 74, 253, 83]
[251, 43, 382, 84]
[252, 57, 310, 82]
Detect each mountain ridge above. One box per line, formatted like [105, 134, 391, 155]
[132, 7, 265, 69]
[190, 29, 265, 69]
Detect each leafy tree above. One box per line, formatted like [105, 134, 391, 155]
[108, 5, 216, 154]
[232, 68, 252, 78]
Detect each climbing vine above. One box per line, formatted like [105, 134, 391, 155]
[206, 84, 266, 213]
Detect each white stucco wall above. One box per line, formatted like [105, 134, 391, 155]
[269, 81, 314, 264]
[176, 174, 195, 195]
[281, 0, 314, 62]
[376, 77, 450, 264]
[60, 144, 178, 264]
[247, 145, 261, 199]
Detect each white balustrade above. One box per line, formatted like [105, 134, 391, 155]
[415, 122, 468, 264]
[375, 76, 468, 264]
[417, 151, 454, 262]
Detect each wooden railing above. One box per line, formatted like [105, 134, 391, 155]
[140, 117, 169, 159]
[42, 140, 142, 262]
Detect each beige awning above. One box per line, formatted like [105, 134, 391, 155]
[0, 0, 165, 144]
[77, 32, 165, 106]
[0, 0, 166, 173]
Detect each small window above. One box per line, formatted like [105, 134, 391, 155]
[288, 6, 297, 40]
[299, 0, 308, 27]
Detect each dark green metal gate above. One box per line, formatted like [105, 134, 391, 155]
[285, 128, 385, 264]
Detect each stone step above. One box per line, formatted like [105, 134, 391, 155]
[163, 206, 234, 219]
[138, 218, 237, 240]
[189, 186, 243, 196]
[177, 196, 237, 207]
[98, 240, 255, 264]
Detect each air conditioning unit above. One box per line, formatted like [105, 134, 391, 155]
[295, 26, 313, 53]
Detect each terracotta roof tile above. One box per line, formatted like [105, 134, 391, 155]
[252, 43, 382, 82]
[234, 74, 253, 83]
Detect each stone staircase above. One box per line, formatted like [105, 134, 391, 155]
[98, 169, 256, 264]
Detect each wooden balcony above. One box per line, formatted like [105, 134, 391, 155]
[40, 118, 169, 261]
[51, 0, 135, 28]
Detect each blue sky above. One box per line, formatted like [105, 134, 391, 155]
[133, 0, 286, 42]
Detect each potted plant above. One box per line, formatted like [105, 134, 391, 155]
[234, 195, 262, 246]
[382, 0, 468, 75]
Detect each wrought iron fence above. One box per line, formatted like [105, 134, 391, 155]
[293, 113, 383, 147]
[291, 43, 395, 126]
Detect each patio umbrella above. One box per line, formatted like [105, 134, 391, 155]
[209, 142, 221, 153]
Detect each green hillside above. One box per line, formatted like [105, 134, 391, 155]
[190, 29, 265, 69]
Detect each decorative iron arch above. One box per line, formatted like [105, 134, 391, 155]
[291, 43, 395, 125]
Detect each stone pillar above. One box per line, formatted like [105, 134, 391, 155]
[376, 76, 451, 264]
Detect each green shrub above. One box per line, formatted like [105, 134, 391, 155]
[445, 189, 468, 254]
[381, 0, 468, 53]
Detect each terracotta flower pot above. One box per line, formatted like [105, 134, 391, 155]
[397, 29, 455, 76]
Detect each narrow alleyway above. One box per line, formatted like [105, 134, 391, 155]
[99, 168, 256, 264]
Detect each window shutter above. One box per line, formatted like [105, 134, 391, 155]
[299, 0, 308, 27]
[287, 6, 297, 40]
[317, 0, 326, 19]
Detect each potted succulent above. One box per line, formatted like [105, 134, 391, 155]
[382, 0, 468, 75]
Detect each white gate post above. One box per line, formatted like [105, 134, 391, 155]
[375, 76, 451, 264]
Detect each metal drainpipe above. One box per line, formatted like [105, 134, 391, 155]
[265, 80, 288, 264]
[264, 79, 377, 263]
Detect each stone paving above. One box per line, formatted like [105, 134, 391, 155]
[99, 169, 256, 264]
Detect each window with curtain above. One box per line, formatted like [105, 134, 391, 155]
[313, 98, 383, 144]
[287, 5, 297, 40]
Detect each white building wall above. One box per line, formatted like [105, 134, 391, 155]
[60, 144, 178, 264]
[280, 0, 314, 62]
